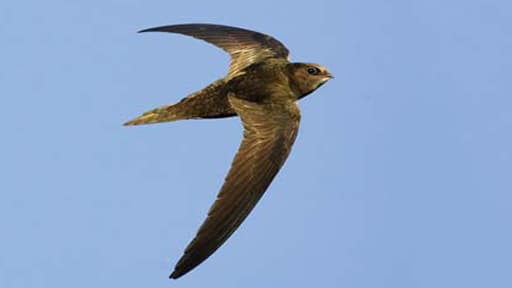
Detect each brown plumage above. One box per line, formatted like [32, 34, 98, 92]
[124, 23, 332, 279]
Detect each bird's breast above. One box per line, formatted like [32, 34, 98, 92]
[227, 64, 294, 104]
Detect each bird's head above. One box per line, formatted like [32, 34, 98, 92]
[288, 63, 333, 99]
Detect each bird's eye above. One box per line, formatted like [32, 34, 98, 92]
[307, 67, 320, 75]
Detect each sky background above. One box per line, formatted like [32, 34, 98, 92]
[1, 0, 511, 287]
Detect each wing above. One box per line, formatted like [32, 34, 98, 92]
[139, 23, 290, 77]
[170, 94, 301, 279]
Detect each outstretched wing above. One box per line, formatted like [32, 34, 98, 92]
[170, 94, 301, 279]
[139, 23, 290, 77]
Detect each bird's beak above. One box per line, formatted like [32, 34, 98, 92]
[321, 72, 334, 83]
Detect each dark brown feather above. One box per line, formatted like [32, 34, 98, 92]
[139, 23, 290, 77]
[169, 93, 301, 279]
[123, 79, 235, 125]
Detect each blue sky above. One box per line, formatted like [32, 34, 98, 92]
[1, 0, 511, 287]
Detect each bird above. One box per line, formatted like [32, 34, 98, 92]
[124, 23, 332, 279]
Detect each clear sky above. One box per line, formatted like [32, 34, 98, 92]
[1, 0, 511, 287]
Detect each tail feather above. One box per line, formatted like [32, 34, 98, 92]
[124, 104, 185, 126]
[124, 79, 236, 126]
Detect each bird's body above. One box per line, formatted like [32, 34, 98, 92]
[125, 23, 332, 279]
[125, 58, 328, 125]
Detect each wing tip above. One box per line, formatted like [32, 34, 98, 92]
[169, 270, 180, 279]
[137, 27, 158, 33]
[137, 24, 194, 34]
[169, 267, 188, 279]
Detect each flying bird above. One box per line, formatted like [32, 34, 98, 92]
[125, 23, 332, 279]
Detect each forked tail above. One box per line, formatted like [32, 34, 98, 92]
[124, 80, 236, 126]
[124, 103, 188, 125]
